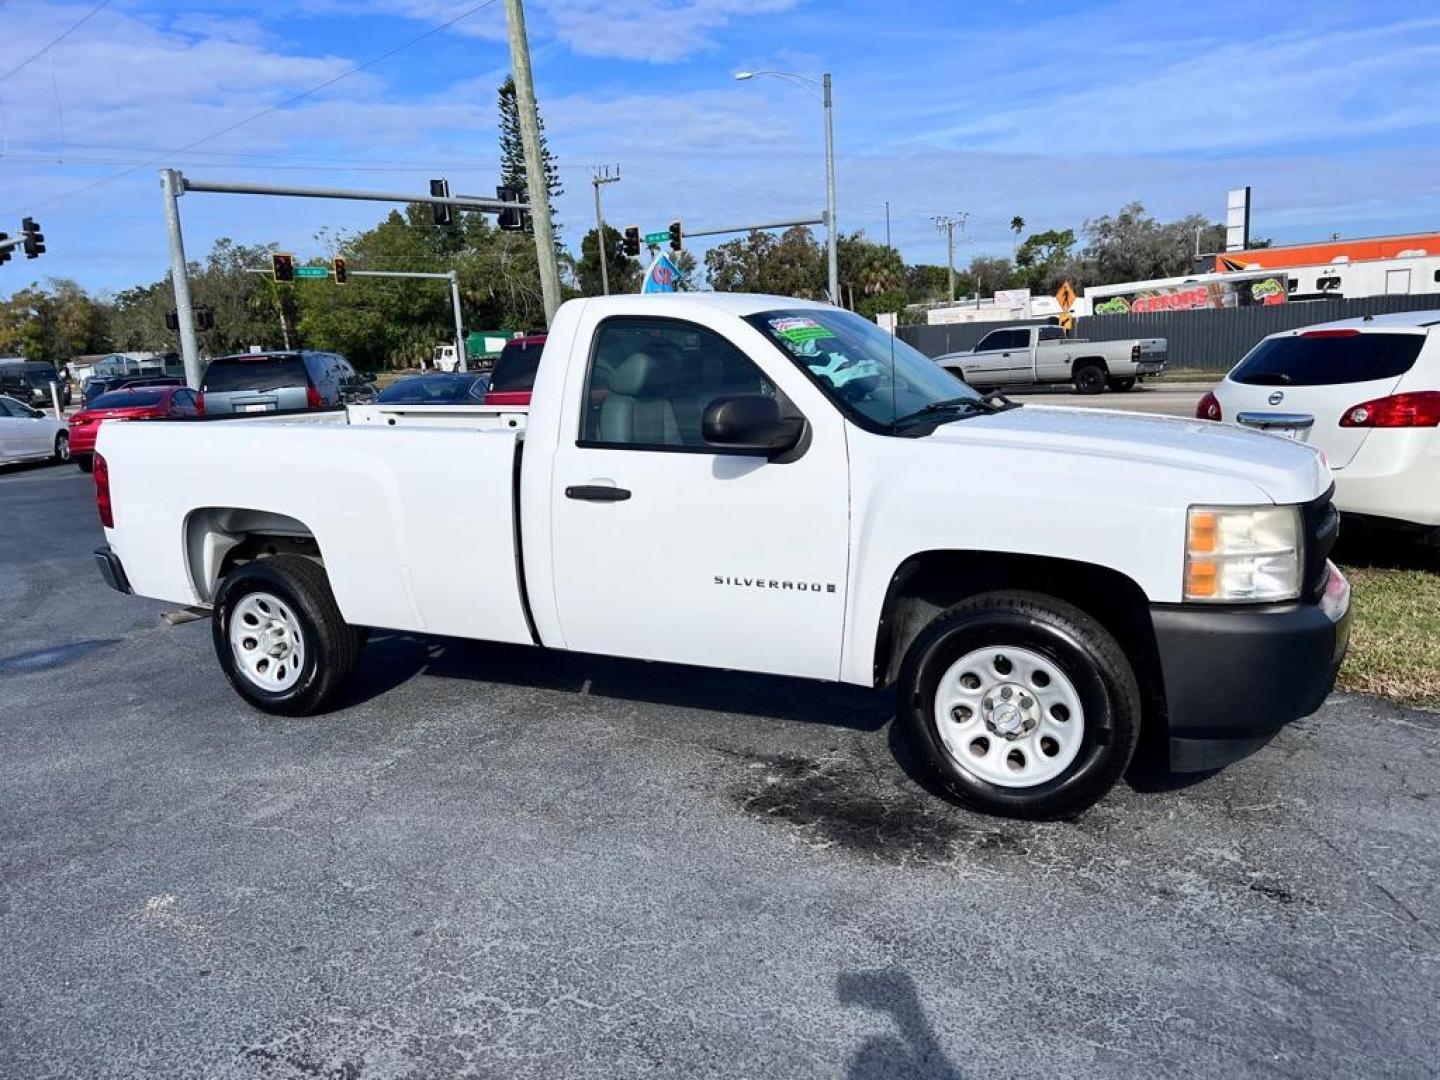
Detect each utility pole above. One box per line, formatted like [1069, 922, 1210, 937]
[503, 0, 561, 326]
[932, 213, 967, 303]
[822, 71, 838, 307]
[448, 270, 467, 372]
[591, 165, 621, 296]
[160, 169, 203, 388]
[885, 201, 891, 251]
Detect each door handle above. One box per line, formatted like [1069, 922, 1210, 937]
[565, 485, 631, 502]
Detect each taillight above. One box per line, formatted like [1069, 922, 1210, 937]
[94, 452, 114, 528]
[195, 392, 205, 415]
[1339, 391, 1440, 428]
[1301, 329, 1361, 339]
[306, 384, 322, 409]
[1196, 391, 1222, 421]
[1131, 344, 1141, 361]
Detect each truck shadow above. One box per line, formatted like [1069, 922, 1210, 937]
[837, 969, 965, 1079]
[343, 631, 894, 733]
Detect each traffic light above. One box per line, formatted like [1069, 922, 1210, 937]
[271, 253, 295, 282]
[165, 310, 180, 331]
[668, 220, 683, 252]
[622, 225, 641, 258]
[0, 233, 9, 266]
[430, 178, 452, 227]
[332, 257, 348, 285]
[21, 217, 45, 259]
[496, 185, 523, 231]
[196, 307, 216, 331]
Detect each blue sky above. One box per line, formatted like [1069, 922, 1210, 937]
[2, 0, 1439, 298]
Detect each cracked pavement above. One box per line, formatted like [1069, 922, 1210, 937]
[2, 464, 1438, 1078]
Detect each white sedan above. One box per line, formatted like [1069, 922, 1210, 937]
[0, 394, 70, 466]
[1199, 312, 1440, 536]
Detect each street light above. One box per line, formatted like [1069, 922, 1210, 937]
[734, 69, 839, 306]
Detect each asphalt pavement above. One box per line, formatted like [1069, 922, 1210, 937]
[2, 461, 1437, 1079]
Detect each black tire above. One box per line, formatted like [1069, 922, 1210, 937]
[53, 431, 70, 463]
[896, 590, 1141, 819]
[1074, 364, 1107, 395]
[211, 555, 359, 717]
[75, 454, 93, 473]
[1108, 377, 1137, 392]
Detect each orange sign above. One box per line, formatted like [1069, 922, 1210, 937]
[1055, 281, 1076, 310]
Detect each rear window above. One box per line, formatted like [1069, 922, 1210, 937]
[92, 390, 164, 408]
[1231, 332, 1425, 387]
[202, 354, 308, 393]
[490, 341, 543, 392]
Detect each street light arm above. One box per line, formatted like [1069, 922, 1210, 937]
[733, 69, 823, 100]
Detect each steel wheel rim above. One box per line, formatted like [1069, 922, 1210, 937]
[230, 590, 305, 693]
[934, 645, 1085, 788]
[56, 433, 70, 461]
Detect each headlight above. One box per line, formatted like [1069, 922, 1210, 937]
[1185, 505, 1301, 602]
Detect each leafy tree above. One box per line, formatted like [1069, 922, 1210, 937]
[578, 225, 642, 295]
[967, 255, 1016, 294]
[0, 279, 111, 361]
[905, 264, 955, 305]
[498, 75, 562, 235]
[1081, 202, 1223, 285]
[705, 226, 825, 298]
[1014, 228, 1078, 294]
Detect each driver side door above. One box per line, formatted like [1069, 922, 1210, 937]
[548, 313, 851, 680]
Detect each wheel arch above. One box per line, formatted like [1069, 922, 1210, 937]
[872, 549, 1166, 731]
[184, 506, 324, 604]
[1072, 355, 1108, 371]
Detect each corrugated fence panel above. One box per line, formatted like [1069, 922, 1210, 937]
[899, 294, 1440, 369]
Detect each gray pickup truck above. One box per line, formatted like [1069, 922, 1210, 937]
[936, 325, 1167, 394]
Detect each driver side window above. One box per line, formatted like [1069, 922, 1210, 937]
[580, 317, 778, 450]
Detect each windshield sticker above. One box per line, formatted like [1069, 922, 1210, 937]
[769, 316, 835, 344]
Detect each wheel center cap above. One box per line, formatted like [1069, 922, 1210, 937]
[983, 683, 1039, 740]
[260, 623, 289, 657]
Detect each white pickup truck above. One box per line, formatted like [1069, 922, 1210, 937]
[936, 324, 1167, 394]
[91, 294, 1349, 819]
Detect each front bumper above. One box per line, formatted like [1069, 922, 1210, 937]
[1151, 562, 1351, 772]
[94, 545, 132, 595]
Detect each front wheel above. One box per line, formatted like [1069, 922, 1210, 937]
[896, 591, 1141, 819]
[53, 431, 70, 463]
[1073, 365, 1107, 395]
[212, 555, 360, 716]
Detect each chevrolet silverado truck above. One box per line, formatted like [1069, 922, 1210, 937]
[91, 294, 1349, 819]
[935, 324, 1167, 394]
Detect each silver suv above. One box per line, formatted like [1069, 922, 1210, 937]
[199, 350, 375, 414]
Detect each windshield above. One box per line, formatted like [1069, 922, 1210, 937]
[202, 354, 308, 393]
[491, 340, 544, 392]
[1230, 331, 1424, 387]
[744, 308, 980, 431]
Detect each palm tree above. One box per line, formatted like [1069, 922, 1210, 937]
[1010, 216, 1025, 259]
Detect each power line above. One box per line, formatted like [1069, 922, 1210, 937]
[9, 0, 500, 214]
[0, 0, 115, 84]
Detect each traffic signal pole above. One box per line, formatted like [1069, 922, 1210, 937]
[160, 169, 204, 389]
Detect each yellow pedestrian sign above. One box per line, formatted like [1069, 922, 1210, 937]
[1055, 281, 1076, 311]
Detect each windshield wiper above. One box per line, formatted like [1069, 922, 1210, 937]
[892, 393, 1016, 429]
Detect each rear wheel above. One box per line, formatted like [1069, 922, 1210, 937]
[1108, 377, 1137, 392]
[1074, 364, 1107, 395]
[53, 432, 70, 462]
[896, 591, 1141, 819]
[75, 454, 93, 473]
[212, 555, 359, 716]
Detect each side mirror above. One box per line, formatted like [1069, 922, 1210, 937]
[702, 394, 804, 457]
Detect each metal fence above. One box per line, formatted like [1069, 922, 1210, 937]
[898, 294, 1440, 370]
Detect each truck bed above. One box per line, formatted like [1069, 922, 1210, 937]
[100, 415, 535, 646]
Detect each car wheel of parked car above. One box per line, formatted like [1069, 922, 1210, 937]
[1108, 377, 1136, 392]
[1073, 364, 1107, 395]
[212, 554, 359, 717]
[896, 591, 1141, 819]
[76, 454, 93, 473]
[53, 432, 70, 462]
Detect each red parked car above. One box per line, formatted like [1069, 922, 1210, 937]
[69, 385, 203, 471]
[483, 334, 546, 406]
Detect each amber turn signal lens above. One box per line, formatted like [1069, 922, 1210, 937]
[1187, 511, 1218, 554]
[1185, 561, 1218, 598]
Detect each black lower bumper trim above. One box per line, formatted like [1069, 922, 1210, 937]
[1152, 588, 1350, 772]
[94, 545, 131, 595]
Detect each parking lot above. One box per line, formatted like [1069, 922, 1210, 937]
[2, 459, 1437, 1078]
